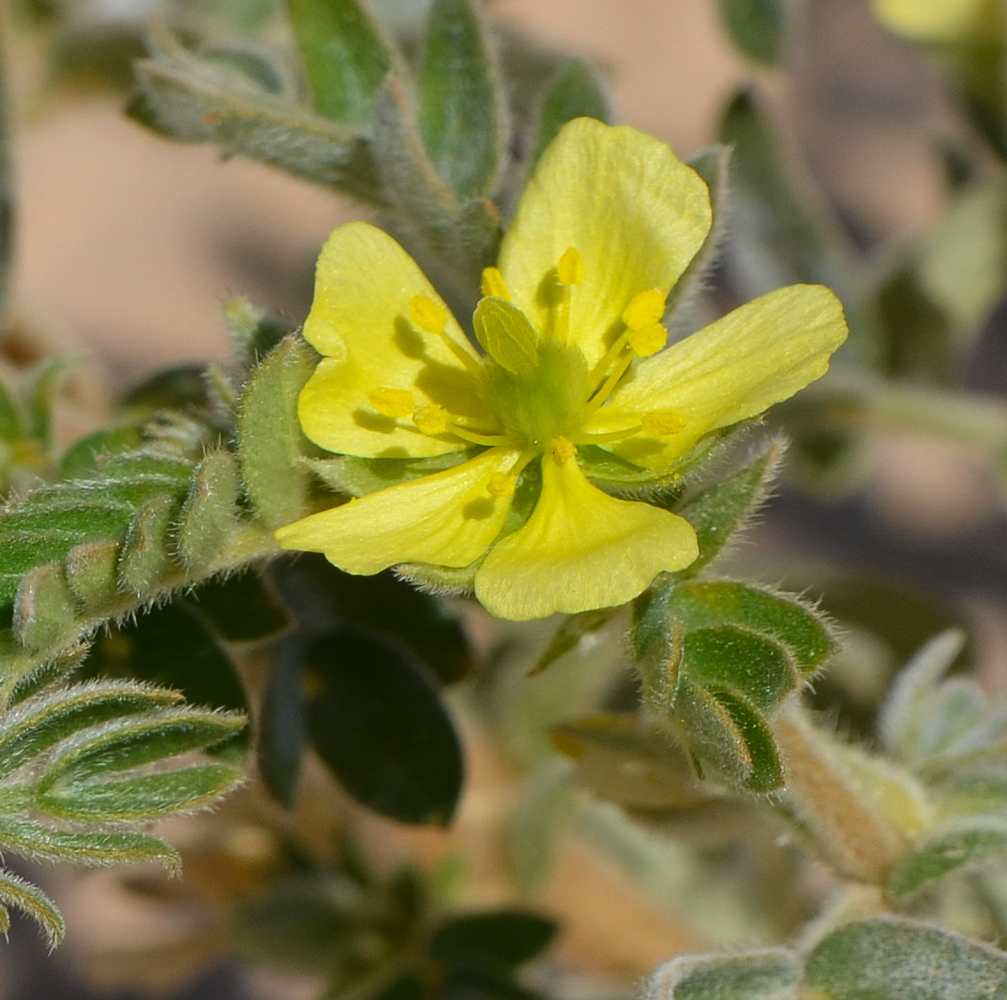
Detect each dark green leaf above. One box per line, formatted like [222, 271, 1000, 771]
[805, 917, 1007, 1000]
[708, 686, 783, 793]
[285, 0, 399, 126]
[78, 600, 249, 753]
[11, 562, 80, 652]
[667, 580, 836, 676]
[889, 823, 1007, 901]
[418, 0, 505, 198]
[271, 555, 472, 684]
[531, 57, 611, 166]
[238, 336, 318, 529]
[717, 0, 787, 65]
[677, 439, 782, 574]
[257, 640, 306, 806]
[305, 628, 464, 824]
[117, 493, 180, 594]
[187, 571, 289, 643]
[225, 297, 295, 370]
[429, 910, 558, 966]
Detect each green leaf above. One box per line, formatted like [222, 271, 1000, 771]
[878, 630, 966, 764]
[805, 917, 1007, 1000]
[429, 910, 558, 966]
[666, 581, 837, 677]
[530, 607, 620, 677]
[530, 56, 611, 166]
[38, 707, 244, 789]
[59, 426, 146, 480]
[304, 628, 464, 825]
[888, 822, 1007, 901]
[117, 493, 179, 595]
[0, 868, 65, 950]
[224, 297, 295, 370]
[272, 554, 472, 684]
[675, 681, 783, 792]
[187, 571, 289, 643]
[11, 562, 80, 652]
[0, 680, 182, 782]
[39, 762, 243, 822]
[0, 815, 181, 871]
[78, 600, 249, 753]
[677, 438, 782, 574]
[177, 449, 243, 572]
[131, 42, 384, 203]
[238, 336, 318, 530]
[285, 0, 399, 126]
[717, 0, 787, 66]
[646, 948, 801, 1000]
[418, 0, 505, 198]
[257, 640, 306, 806]
[64, 538, 120, 609]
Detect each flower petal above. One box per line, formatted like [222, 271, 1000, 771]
[497, 118, 712, 367]
[299, 221, 487, 459]
[598, 284, 847, 470]
[871, 0, 994, 42]
[275, 448, 520, 574]
[474, 456, 698, 620]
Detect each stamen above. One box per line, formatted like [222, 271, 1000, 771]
[449, 424, 511, 447]
[409, 294, 483, 377]
[481, 267, 511, 300]
[550, 436, 578, 467]
[487, 472, 517, 497]
[557, 247, 583, 286]
[585, 352, 635, 416]
[641, 411, 687, 435]
[410, 295, 447, 335]
[622, 289, 666, 330]
[368, 387, 414, 418]
[628, 323, 667, 357]
[575, 425, 644, 445]
[413, 404, 450, 435]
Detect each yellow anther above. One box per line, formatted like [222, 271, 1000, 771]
[487, 472, 517, 497]
[628, 323, 667, 357]
[550, 436, 578, 466]
[368, 387, 415, 419]
[622, 289, 666, 330]
[481, 267, 511, 300]
[413, 404, 450, 435]
[641, 411, 687, 436]
[557, 247, 584, 286]
[410, 295, 447, 335]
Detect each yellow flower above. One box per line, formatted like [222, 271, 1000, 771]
[275, 118, 847, 621]
[870, 0, 998, 44]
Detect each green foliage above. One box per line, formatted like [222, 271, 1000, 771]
[631, 575, 834, 792]
[716, 0, 788, 66]
[530, 57, 611, 167]
[0, 678, 244, 946]
[646, 917, 1007, 999]
[285, 0, 401, 127]
[418, 0, 506, 199]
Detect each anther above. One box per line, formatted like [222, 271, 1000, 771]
[628, 324, 667, 357]
[413, 404, 450, 435]
[368, 387, 415, 418]
[622, 289, 666, 330]
[487, 472, 517, 497]
[557, 247, 584, 286]
[641, 411, 687, 436]
[410, 295, 448, 335]
[481, 267, 511, 300]
[550, 436, 578, 466]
